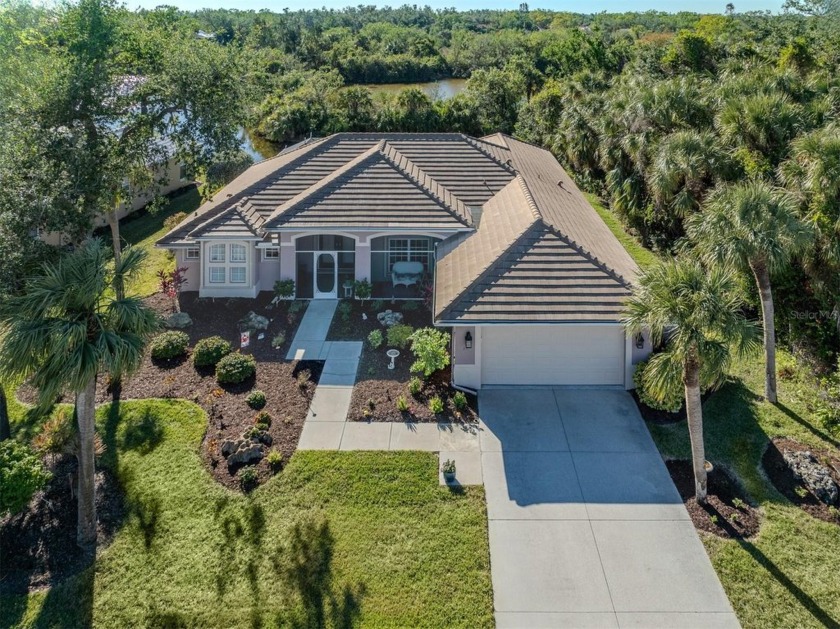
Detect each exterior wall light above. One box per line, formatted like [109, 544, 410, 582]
[634, 333, 644, 349]
[464, 331, 473, 349]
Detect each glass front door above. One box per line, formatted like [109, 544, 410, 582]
[314, 252, 337, 298]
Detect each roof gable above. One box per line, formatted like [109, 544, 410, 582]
[263, 141, 472, 230]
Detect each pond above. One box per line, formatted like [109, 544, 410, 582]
[239, 128, 282, 163]
[367, 78, 467, 100]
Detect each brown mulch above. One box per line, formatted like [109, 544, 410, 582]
[666, 460, 761, 539]
[19, 292, 321, 492]
[330, 300, 477, 423]
[762, 437, 840, 526]
[0, 454, 125, 595]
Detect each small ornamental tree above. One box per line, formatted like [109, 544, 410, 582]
[353, 278, 372, 303]
[157, 267, 189, 312]
[409, 328, 451, 377]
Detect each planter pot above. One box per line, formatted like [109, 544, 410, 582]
[443, 471, 456, 483]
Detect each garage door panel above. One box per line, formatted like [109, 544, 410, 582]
[482, 326, 624, 386]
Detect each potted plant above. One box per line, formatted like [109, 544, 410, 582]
[441, 459, 456, 483]
[273, 278, 295, 301]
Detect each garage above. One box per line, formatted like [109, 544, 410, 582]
[480, 325, 626, 386]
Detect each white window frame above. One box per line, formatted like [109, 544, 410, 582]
[185, 247, 199, 260]
[209, 267, 225, 283]
[230, 244, 246, 263]
[209, 244, 225, 262]
[204, 241, 251, 288]
[229, 267, 246, 283]
[387, 237, 433, 272]
[262, 247, 280, 261]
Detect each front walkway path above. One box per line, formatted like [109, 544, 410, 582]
[286, 299, 338, 361]
[480, 388, 739, 629]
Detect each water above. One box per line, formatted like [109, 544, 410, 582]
[366, 78, 467, 100]
[239, 128, 282, 163]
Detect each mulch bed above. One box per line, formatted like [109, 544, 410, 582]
[0, 454, 125, 596]
[666, 460, 761, 539]
[762, 437, 840, 526]
[18, 292, 320, 492]
[329, 300, 477, 423]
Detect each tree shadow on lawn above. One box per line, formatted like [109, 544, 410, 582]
[735, 537, 840, 628]
[775, 402, 840, 450]
[270, 515, 366, 629]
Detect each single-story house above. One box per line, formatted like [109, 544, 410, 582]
[158, 132, 651, 390]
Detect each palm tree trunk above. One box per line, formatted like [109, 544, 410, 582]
[106, 209, 125, 300]
[750, 259, 777, 403]
[75, 377, 98, 548]
[684, 356, 707, 504]
[0, 386, 10, 441]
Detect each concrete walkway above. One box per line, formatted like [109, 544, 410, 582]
[480, 388, 739, 629]
[286, 299, 338, 361]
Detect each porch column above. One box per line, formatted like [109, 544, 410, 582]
[355, 242, 371, 282]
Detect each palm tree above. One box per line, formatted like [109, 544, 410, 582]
[687, 181, 813, 403]
[0, 239, 158, 547]
[779, 124, 840, 334]
[624, 259, 758, 503]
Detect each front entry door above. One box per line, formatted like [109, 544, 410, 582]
[314, 252, 337, 298]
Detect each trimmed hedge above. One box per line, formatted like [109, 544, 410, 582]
[193, 336, 232, 368]
[216, 352, 256, 384]
[149, 331, 190, 361]
[633, 357, 683, 413]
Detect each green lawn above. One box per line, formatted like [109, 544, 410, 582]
[586, 193, 659, 270]
[647, 351, 840, 629]
[1, 399, 493, 628]
[120, 188, 202, 297]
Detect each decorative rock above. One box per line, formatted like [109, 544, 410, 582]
[376, 310, 404, 327]
[163, 312, 192, 329]
[239, 311, 270, 332]
[783, 449, 839, 505]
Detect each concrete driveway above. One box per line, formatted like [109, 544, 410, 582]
[479, 388, 740, 629]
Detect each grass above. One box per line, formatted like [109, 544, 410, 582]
[647, 350, 840, 629]
[586, 193, 659, 270]
[1, 398, 493, 628]
[119, 188, 202, 297]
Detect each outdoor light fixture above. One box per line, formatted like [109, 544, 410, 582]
[464, 331, 473, 349]
[634, 333, 644, 349]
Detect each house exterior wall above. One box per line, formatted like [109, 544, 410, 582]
[258, 247, 283, 292]
[451, 325, 481, 391]
[196, 239, 259, 298]
[175, 249, 201, 291]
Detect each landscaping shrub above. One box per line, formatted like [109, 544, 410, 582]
[274, 278, 295, 299]
[368, 329, 384, 349]
[371, 299, 385, 311]
[32, 409, 74, 459]
[354, 278, 372, 301]
[337, 300, 352, 323]
[409, 328, 451, 377]
[0, 440, 51, 516]
[409, 376, 422, 397]
[193, 335, 232, 368]
[247, 390, 267, 410]
[289, 300, 306, 314]
[150, 330, 190, 360]
[402, 300, 418, 311]
[453, 391, 468, 411]
[297, 369, 311, 391]
[428, 396, 445, 414]
[266, 449, 283, 471]
[387, 324, 414, 349]
[271, 331, 286, 349]
[216, 352, 257, 384]
[633, 357, 683, 412]
[254, 410, 272, 429]
[239, 467, 259, 490]
[396, 396, 410, 412]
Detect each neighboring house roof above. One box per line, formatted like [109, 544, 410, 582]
[434, 135, 638, 323]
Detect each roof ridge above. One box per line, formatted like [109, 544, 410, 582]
[380, 143, 472, 227]
[516, 173, 630, 287]
[263, 141, 385, 227]
[462, 134, 517, 174]
[188, 203, 262, 238]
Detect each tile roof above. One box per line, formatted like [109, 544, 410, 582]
[158, 132, 640, 324]
[262, 141, 473, 230]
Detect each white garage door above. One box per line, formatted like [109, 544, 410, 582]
[481, 325, 625, 386]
